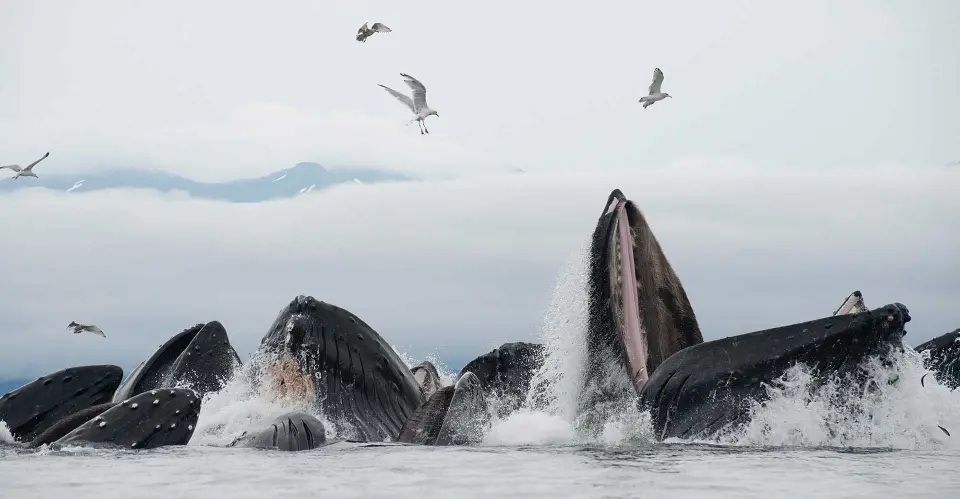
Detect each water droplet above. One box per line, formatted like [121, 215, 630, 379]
[170, 423, 177, 429]
[187, 425, 194, 431]
[99, 421, 107, 428]
[150, 390, 157, 396]
[131, 442, 137, 448]
[153, 399, 159, 405]
[131, 403, 139, 409]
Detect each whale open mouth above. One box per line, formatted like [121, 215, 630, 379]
[585, 189, 703, 402]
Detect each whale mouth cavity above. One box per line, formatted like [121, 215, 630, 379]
[608, 197, 649, 393]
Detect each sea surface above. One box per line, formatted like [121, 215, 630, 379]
[2, 246, 959, 498]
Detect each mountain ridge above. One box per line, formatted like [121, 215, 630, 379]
[0, 162, 415, 202]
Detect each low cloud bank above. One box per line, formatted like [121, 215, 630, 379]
[1, 161, 957, 379]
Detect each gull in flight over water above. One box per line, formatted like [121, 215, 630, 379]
[379, 73, 440, 135]
[356, 22, 392, 42]
[67, 321, 106, 338]
[638, 68, 672, 109]
[1, 151, 50, 179]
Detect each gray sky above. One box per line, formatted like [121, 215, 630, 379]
[1, 1, 959, 380]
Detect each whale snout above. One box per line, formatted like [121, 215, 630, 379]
[288, 295, 321, 314]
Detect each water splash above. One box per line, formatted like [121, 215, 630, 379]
[703, 347, 960, 450]
[479, 239, 593, 446]
[523, 238, 591, 420]
[0, 421, 14, 444]
[190, 351, 333, 447]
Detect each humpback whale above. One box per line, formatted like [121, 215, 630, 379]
[397, 372, 490, 446]
[229, 411, 329, 451]
[458, 342, 544, 416]
[57, 388, 202, 449]
[915, 328, 960, 390]
[638, 303, 910, 440]
[0, 365, 123, 443]
[257, 295, 425, 442]
[113, 321, 242, 402]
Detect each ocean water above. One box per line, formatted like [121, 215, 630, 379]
[2, 244, 959, 499]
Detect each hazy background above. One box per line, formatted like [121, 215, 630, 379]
[1, 0, 958, 386]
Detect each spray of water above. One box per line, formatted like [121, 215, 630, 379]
[190, 350, 333, 446]
[0, 421, 14, 444]
[705, 347, 960, 449]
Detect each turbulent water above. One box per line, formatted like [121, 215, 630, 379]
[2, 242, 959, 498]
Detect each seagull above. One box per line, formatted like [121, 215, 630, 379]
[65, 180, 85, 193]
[1, 151, 50, 179]
[639, 68, 672, 109]
[379, 73, 440, 135]
[67, 321, 106, 338]
[356, 22, 392, 42]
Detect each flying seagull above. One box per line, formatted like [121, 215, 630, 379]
[1, 151, 50, 179]
[378, 73, 439, 135]
[639, 68, 672, 109]
[67, 321, 106, 338]
[357, 22, 391, 42]
[66, 180, 85, 193]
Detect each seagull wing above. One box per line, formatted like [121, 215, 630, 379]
[648, 68, 664, 95]
[371, 23, 392, 33]
[81, 324, 106, 337]
[378, 84, 416, 112]
[22, 152, 50, 173]
[357, 22, 369, 35]
[400, 73, 428, 111]
[0, 164, 22, 172]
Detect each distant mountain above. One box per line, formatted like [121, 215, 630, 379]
[0, 162, 415, 202]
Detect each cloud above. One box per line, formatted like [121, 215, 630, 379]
[1, 160, 957, 380]
[2, 1, 958, 182]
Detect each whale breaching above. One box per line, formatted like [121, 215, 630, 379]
[356, 22, 392, 42]
[379, 73, 440, 135]
[67, 321, 106, 338]
[1, 151, 50, 179]
[638, 68, 672, 109]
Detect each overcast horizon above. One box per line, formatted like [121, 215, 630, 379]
[2, 0, 958, 384]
